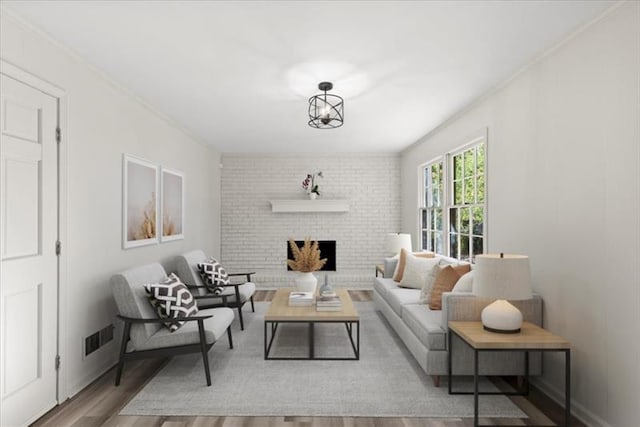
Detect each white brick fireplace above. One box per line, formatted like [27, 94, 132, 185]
[220, 153, 401, 288]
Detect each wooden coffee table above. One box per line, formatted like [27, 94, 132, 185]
[264, 288, 360, 360]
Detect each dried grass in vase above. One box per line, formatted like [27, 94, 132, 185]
[287, 237, 327, 272]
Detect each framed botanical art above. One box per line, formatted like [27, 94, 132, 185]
[122, 154, 159, 249]
[160, 167, 184, 242]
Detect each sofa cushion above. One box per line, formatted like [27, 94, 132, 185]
[175, 250, 209, 295]
[402, 304, 446, 350]
[111, 263, 168, 345]
[131, 307, 234, 351]
[373, 277, 398, 299]
[386, 288, 421, 317]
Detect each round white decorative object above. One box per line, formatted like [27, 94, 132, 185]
[309, 193, 318, 200]
[481, 299, 523, 333]
[294, 272, 317, 293]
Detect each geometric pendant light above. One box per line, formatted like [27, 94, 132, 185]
[308, 81, 344, 129]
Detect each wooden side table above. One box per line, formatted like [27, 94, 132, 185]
[375, 264, 384, 277]
[448, 321, 571, 427]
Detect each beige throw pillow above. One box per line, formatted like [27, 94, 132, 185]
[399, 255, 441, 289]
[420, 263, 471, 303]
[392, 248, 435, 282]
[428, 264, 472, 310]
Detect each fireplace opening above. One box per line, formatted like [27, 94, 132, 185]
[287, 240, 336, 271]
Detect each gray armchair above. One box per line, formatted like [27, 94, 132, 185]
[176, 250, 256, 330]
[111, 262, 234, 386]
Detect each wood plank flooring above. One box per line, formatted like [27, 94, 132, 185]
[32, 290, 582, 427]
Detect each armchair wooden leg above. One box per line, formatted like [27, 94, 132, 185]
[250, 296, 255, 312]
[237, 305, 245, 331]
[197, 319, 212, 386]
[233, 285, 245, 330]
[431, 375, 441, 387]
[227, 326, 234, 349]
[115, 322, 131, 386]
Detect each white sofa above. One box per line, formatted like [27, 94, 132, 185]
[373, 255, 543, 385]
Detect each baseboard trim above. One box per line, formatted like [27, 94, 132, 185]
[531, 378, 612, 427]
[67, 360, 118, 401]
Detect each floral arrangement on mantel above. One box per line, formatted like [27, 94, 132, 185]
[302, 171, 323, 199]
[287, 237, 327, 272]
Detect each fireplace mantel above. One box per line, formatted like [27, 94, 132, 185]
[270, 199, 349, 213]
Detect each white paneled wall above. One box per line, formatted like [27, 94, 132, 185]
[1, 13, 222, 398]
[221, 154, 400, 288]
[400, 3, 639, 425]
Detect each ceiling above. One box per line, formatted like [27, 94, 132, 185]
[3, 1, 614, 153]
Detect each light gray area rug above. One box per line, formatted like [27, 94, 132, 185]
[121, 302, 526, 418]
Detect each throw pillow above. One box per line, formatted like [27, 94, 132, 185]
[197, 257, 229, 295]
[419, 264, 443, 303]
[399, 254, 441, 289]
[451, 263, 471, 277]
[393, 248, 435, 282]
[453, 270, 474, 293]
[418, 261, 469, 303]
[144, 273, 198, 332]
[429, 264, 472, 310]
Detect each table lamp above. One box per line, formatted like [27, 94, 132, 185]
[384, 233, 412, 257]
[473, 253, 532, 333]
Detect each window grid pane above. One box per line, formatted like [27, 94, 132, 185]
[421, 142, 484, 260]
[420, 161, 444, 253]
[447, 142, 485, 260]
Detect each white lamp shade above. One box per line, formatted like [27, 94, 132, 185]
[473, 254, 532, 300]
[384, 233, 412, 256]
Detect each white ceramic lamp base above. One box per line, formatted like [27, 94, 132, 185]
[481, 299, 523, 334]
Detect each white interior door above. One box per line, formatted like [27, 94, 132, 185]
[0, 74, 58, 427]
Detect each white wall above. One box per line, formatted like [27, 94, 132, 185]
[0, 11, 222, 398]
[401, 3, 639, 426]
[221, 154, 400, 288]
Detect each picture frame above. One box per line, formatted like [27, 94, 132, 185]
[122, 154, 159, 249]
[160, 167, 185, 242]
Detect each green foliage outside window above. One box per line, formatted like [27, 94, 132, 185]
[449, 143, 485, 261]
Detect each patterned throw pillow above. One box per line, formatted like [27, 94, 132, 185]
[144, 273, 198, 332]
[197, 257, 229, 295]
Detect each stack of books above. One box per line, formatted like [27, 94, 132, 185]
[288, 291, 314, 306]
[316, 295, 342, 311]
